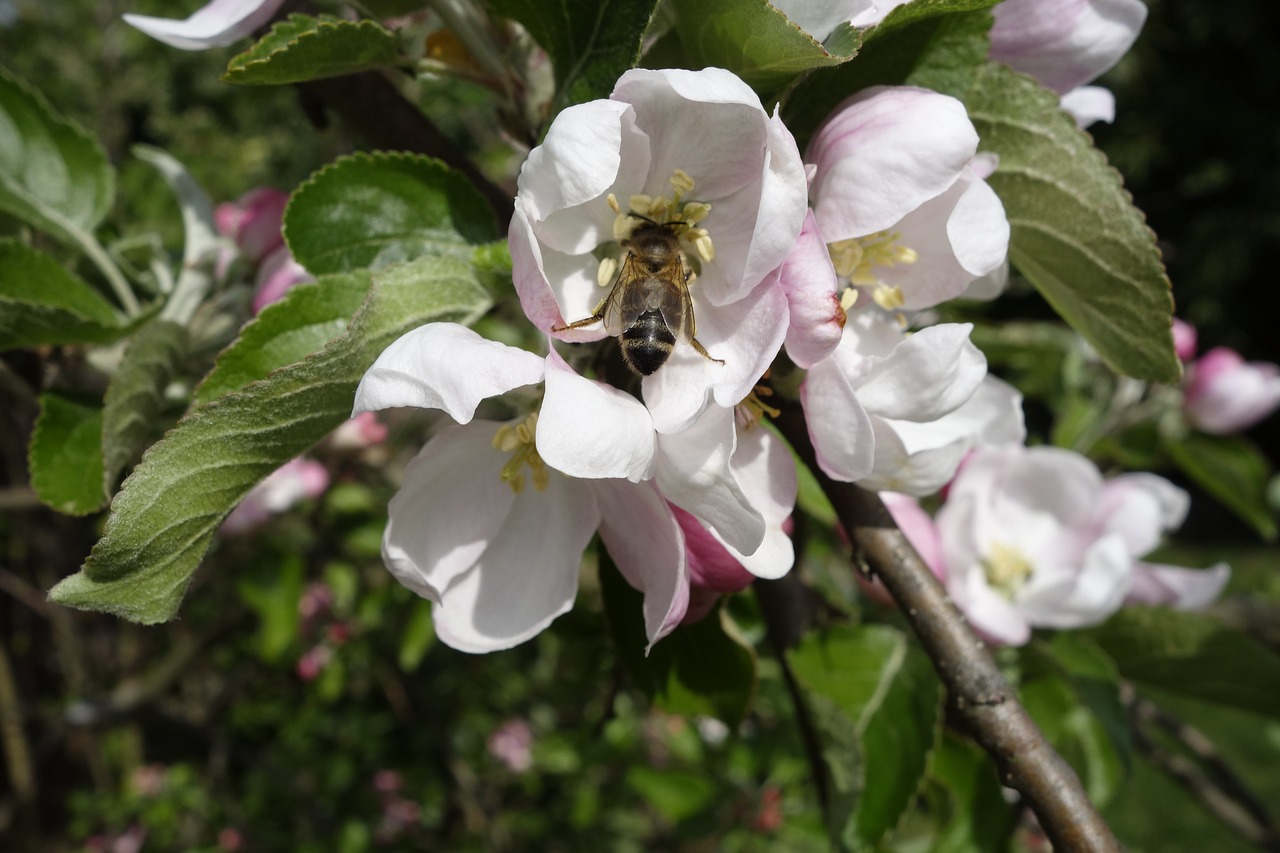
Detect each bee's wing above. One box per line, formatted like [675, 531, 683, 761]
[601, 255, 650, 335]
[656, 257, 694, 343]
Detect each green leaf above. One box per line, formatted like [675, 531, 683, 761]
[48, 254, 491, 624]
[285, 152, 498, 276]
[1168, 433, 1277, 541]
[929, 734, 1017, 853]
[784, 3, 997, 146]
[237, 556, 304, 663]
[0, 239, 128, 350]
[101, 320, 189, 490]
[223, 15, 403, 86]
[600, 560, 757, 726]
[193, 273, 370, 407]
[965, 63, 1179, 383]
[1087, 606, 1280, 719]
[397, 600, 436, 673]
[788, 624, 943, 851]
[29, 393, 107, 515]
[484, 0, 659, 114]
[625, 766, 718, 823]
[667, 0, 860, 98]
[0, 67, 114, 243]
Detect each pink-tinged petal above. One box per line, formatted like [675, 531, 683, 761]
[251, 246, 313, 313]
[808, 87, 979, 241]
[222, 457, 329, 533]
[1172, 318, 1197, 362]
[853, 321, 986, 422]
[857, 417, 969, 497]
[1059, 85, 1116, 127]
[537, 349, 655, 482]
[217, 187, 288, 263]
[1127, 562, 1230, 610]
[801, 354, 876, 482]
[643, 274, 789, 434]
[882, 492, 946, 580]
[1097, 473, 1189, 556]
[381, 424, 516, 602]
[432, 473, 600, 653]
[781, 211, 844, 369]
[122, 0, 286, 50]
[655, 404, 765, 556]
[674, 505, 755, 592]
[353, 323, 545, 422]
[1184, 347, 1280, 434]
[328, 411, 388, 450]
[1019, 534, 1131, 628]
[596, 480, 690, 649]
[988, 0, 1147, 94]
[510, 204, 605, 341]
[714, 424, 797, 579]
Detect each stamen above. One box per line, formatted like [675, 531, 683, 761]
[839, 286, 859, 311]
[872, 284, 905, 311]
[493, 412, 550, 494]
[981, 541, 1033, 599]
[736, 377, 780, 429]
[827, 231, 918, 300]
[606, 193, 622, 214]
[597, 256, 618, 287]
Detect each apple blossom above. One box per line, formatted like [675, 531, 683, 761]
[988, 0, 1147, 127]
[798, 309, 1018, 496]
[509, 66, 808, 434]
[123, 0, 285, 51]
[352, 322, 802, 651]
[1183, 346, 1280, 435]
[1172, 317, 1198, 362]
[915, 446, 1230, 645]
[805, 86, 1009, 312]
[216, 187, 288, 265]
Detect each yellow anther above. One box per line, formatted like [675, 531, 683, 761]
[597, 256, 618, 287]
[493, 412, 549, 494]
[693, 232, 715, 264]
[606, 193, 622, 214]
[872, 284, 905, 311]
[681, 202, 712, 225]
[839, 286, 859, 311]
[670, 168, 695, 199]
[981, 541, 1034, 599]
[827, 231, 918, 296]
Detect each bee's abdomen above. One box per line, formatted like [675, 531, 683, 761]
[620, 309, 676, 375]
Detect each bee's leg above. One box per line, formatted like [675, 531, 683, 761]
[689, 336, 726, 366]
[551, 298, 610, 332]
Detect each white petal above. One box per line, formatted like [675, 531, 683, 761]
[656, 404, 765, 556]
[123, 0, 286, 50]
[856, 416, 969, 496]
[595, 479, 690, 649]
[947, 172, 1010, 279]
[432, 473, 600, 653]
[1018, 534, 1131, 628]
[852, 321, 987, 422]
[353, 323, 545, 422]
[1097, 473, 1189, 557]
[808, 86, 979, 240]
[1060, 86, 1116, 127]
[989, 0, 1147, 93]
[382, 423, 516, 603]
[713, 424, 797, 579]
[537, 349, 655, 482]
[781, 211, 844, 369]
[801, 353, 876, 482]
[1127, 562, 1230, 610]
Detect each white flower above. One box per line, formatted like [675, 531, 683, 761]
[510, 67, 809, 434]
[988, 0, 1147, 127]
[930, 446, 1229, 645]
[123, 0, 285, 51]
[1183, 347, 1280, 435]
[805, 86, 1009, 312]
[352, 323, 790, 651]
[799, 310, 996, 494]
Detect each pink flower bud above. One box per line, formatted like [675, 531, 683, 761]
[1184, 347, 1280, 434]
[1172, 318, 1197, 362]
[216, 187, 289, 266]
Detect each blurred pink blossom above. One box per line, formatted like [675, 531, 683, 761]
[251, 246, 315, 314]
[1183, 347, 1280, 435]
[1172, 318, 1198, 362]
[221, 458, 329, 534]
[487, 719, 534, 772]
[328, 412, 389, 451]
[296, 644, 333, 681]
[216, 187, 288, 265]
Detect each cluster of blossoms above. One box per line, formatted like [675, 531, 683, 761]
[127, 0, 1231, 652]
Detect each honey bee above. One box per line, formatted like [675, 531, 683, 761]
[554, 218, 724, 376]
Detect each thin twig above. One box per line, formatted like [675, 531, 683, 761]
[775, 406, 1121, 853]
[1129, 692, 1280, 849]
[0, 641, 36, 805]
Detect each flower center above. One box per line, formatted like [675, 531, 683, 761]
[981, 541, 1034, 599]
[492, 412, 549, 494]
[596, 169, 715, 288]
[827, 232, 918, 311]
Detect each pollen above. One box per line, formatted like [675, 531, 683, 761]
[981, 541, 1034, 599]
[828, 232, 918, 300]
[492, 412, 550, 494]
[597, 256, 618, 287]
[608, 169, 717, 267]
